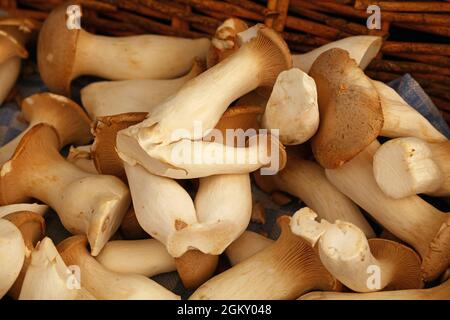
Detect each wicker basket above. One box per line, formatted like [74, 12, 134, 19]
[0, 0, 449, 123]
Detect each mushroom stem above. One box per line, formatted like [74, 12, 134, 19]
[66, 145, 98, 174]
[0, 124, 131, 256]
[125, 163, 252, 257]
[292, 36, 382, 73]
[189, 216, 339, 300]
[326, 141, 450, 281]
[117, 23, 291, 166]
[0, 57, 20, 106]
[57, 235, 180, 300]
[0, 203, 48, 218]
[38, 2, 210, 95]
[299, 279, 450, 300]
[372, 80, 447, 142]
[125, 163, 251, 287]
[96, 239, 176, 277]
[19, 237, 94, 300]
[3, 212, 45, 299]
[0, 219, 25, 298]
[291, 208, 422, 293]
[262, 68, 319, 145]
[0, 93, 92, 165]
[225, 231, 273, 266]
[118, 132, 286, 179]
[374, 137, 450, 198]
[75, 30, 209, 82]
[80, 59, 205, 119]
[254, 152, 375, 238]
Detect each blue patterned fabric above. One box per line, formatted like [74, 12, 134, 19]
[0, 70, 448, 298]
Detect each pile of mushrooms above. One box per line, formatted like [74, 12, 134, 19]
[0, 1, 448, 301]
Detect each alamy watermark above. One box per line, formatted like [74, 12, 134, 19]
[170, 122, 281, 176]
[367, 5, 382, 30]
[66, 5, 82, 30]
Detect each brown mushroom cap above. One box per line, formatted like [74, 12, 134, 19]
[310, 48, 383, 169]
[245, 25, 293, 89]
[3, 211, 45, 299]
[422, 215, 450, 282]
[368, 238, 423, 290]
[22, 92, 92, 146]
[38, 1, 81, 95]
[175, 251, 219, 290]
[92, 112, 148, 182]
[0, 124, 61, 205]
[119, 207, 149, 240]
[0, 18, 39, 64]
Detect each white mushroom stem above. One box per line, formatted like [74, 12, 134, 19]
[225, 231, 273, 266]
[67, 145, 98, 174]
[372, 81, 447, 142]
[299, 280, 450, 300]
[58, 235, 180, 300]
[255, 154, 375, 238]
[262, 68, 319, 145]
[0, 203, 48, 218]
[325, 140, 450, 281]
[117, 24, 291, 158]
[374, 137, 450, 198]
[0, 219, 25, 298]
[118, 133, 284, 179]
[74, 31, 210, 81]
[293, 36, 382, 73]
[0, 57, 20, 106]
[19, 237, 94, 300]
[96, 239, 176, 277]
[80, 59, 204, 119]
[125, 163, 252, 257]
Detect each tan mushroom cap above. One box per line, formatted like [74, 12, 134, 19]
[310, 48, 383, 169]
[0, 17, 39, 64]
[3, 211, 45, 299]
[119, 207, 148, 240]
[37, 1, 81, 95]
[422, 215, 450, 282]
[0, 124, 61, 205]
[368, 238, 423, 290]
[22, 92, 92, 146]
[92, 112, 148, 182]
[175, 251, 218, 290]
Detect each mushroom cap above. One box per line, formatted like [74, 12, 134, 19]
[57, 234, 87, 262]
[422, 215, 450, 282]
[38, 1, 81, 95]
[119, 207, 148, 240]
[92, 112, 148, 182]
[0, 17, 39, 64]
[368, 238, 423, 290]
[22, 92, 92, 146]
[238, 24, 293, 88]
[175, 250, 218, 290]
[3, 211, 45, 299]
[0, 123, 61, 205]
[214, 105, 262, 135]
[310, 48, 383, 169]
